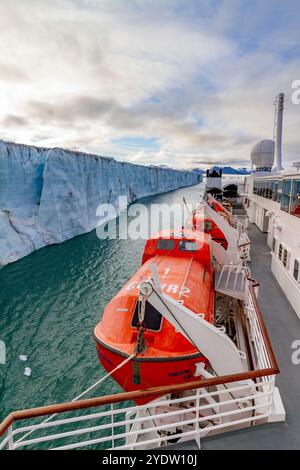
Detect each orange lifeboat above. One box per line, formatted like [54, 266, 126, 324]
[190, 211, 228, 250]
[207, 197, 228, 215]
[206, 197, 233, 225]
[94, 230, 214, 403]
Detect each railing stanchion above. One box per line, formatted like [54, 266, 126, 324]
[195, 388, 201, 449]
[7, 425, 13, 450]
[111, 404, 114, 449]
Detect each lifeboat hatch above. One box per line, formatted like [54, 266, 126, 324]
[131, 300, 163, 332]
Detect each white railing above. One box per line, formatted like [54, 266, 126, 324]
[244, 282, 271, 371]
[236, 216, 249, 233]
[227, 251, 244, 265]
[0, 377, 275, 451]
[215, 264, 250, 293]
[0, 280, 280, 451]
[211, 241, 244, 268]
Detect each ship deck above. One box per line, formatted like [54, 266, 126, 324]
[170, 223, 300, 450]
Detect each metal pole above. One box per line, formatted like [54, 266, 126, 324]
[7, 425, 13, 450]
[275, 93, 284, 171]
[111, 404, 114, 449]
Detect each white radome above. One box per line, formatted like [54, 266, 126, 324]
[251, 139, 275, 169]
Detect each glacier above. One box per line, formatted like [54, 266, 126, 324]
[0, 140, 200, 267]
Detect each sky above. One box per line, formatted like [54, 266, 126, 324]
[0, 0, 299, 170]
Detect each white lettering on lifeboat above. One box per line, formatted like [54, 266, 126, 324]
[125, 281, 191, 299]
[161, 268, 171, 279]
[126, 281, 137, 291]
[167, 284, 179, 294]
[180, 287, 191, 298]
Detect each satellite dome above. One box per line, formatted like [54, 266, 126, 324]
[251, 140, 275, 170]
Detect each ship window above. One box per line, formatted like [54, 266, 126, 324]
[290, 180, 300, 218]
[283, 249, 289, 268]
[253, 180, 258, 195]
[179, 241, 198, 252]
[131, 301, 163, 331]
[272, 180, 276, 199]
[294, 260, 299, 281]
[277, 180, 283, 203]
[257, 181, 261, 195]
[265, 181, 272, 199]
[268, 181, 272, 199]
[272, 238, 276, 252]
[271, 180, 278, 201]
[281, 180, 292, 212]
[263, 183, 267, 198]
[278, 244, 283, 260]
[156, 239, 175, 251]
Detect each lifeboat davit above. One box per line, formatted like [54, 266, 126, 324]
[206, 196, 233, 225]
[94, 230, 214, 403]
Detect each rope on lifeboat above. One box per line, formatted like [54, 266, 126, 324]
[15, 353, 136, 445]
[134, 291, 148, 354]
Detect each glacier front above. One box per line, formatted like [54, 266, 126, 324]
[0, 140, 200, 267]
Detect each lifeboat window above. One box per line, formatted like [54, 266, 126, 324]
[131, 301, 163, 331]
[156, 239, 175, 251]
[204, 220, 213, 233]
[179, 241, 198, 252]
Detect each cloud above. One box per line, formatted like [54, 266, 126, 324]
[0, 63, 28, 82]
[2, 115, 28, 127]
[0, 0, 299, 169]
[27, 97, 117, 123]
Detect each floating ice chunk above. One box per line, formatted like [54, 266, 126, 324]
[19, 355, 28, 361]
[24, 367, 31, 377]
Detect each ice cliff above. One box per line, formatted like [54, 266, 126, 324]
[0, 140, 200, 266]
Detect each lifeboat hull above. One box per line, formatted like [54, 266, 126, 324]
[95, 340, 206, 404]
[94, 230, 213, 403]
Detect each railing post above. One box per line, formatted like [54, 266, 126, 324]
[111, 404, 114, 449]
[195, 388, 201, 450]
[7, 425, 14, 450]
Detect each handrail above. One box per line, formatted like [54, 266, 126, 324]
[247, 282, 279, 372]
[247, 277, 260, 288]
[0, 371, 279, 437]
[215, 264, 250, 291]
[0, 282, 279, 439]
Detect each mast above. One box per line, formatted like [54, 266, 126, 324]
[274, 92, 285, 171]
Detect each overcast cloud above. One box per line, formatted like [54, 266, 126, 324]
[0, 0, 299, 169]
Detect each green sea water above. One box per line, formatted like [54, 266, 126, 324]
[0, 183, 204, 422]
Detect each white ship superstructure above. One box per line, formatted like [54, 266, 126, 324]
[244, 172, 300, 318]
[244, 93, 300, 318]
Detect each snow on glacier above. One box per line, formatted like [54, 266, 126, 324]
[0, 140, 200, 266]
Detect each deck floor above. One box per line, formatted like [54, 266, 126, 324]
[170, 223, 300, 450]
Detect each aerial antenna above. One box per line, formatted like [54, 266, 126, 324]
[182, 197, 194, 230]
[273, 93, 285, 171]
[272, 96, 278, 141]
[182, 197, 189, 212]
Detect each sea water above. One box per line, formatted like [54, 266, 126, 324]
[0, 183, 204, 421]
